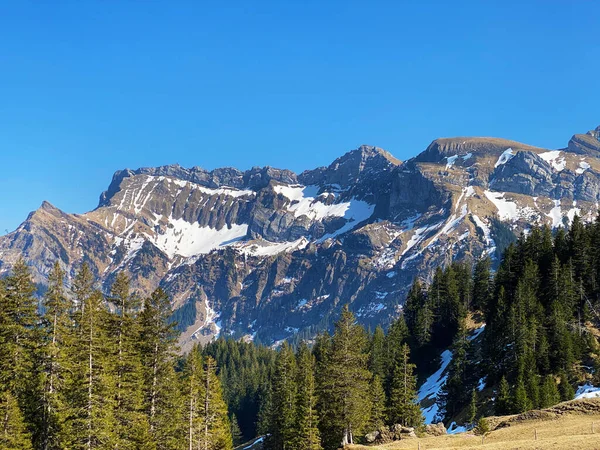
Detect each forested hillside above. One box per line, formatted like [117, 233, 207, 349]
[2, 214, 600, 449]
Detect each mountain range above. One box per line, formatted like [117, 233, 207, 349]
[1, 124, 599, 351]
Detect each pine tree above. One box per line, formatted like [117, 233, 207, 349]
[183, 346, 205, 450]
[513, 377, 531, 413]
[38, 261, 73, 450]
[67, 287, 117, 449]
[200, 356, 233, 450]
[467, 389, 477, 426]
[495, 376, 511, 415]
[0, 259, 38, 399]
[539, 376, 560, 408]
[266, 342, 296, 450]
[367, 375, 386, 432]
[472, 257, 492, 312]
[440, 324, 472, 419]
[558, 371, 575, 401]
[368, 326, 386, 380]
[387, 344, 423, 428]
[294, 342, 321, 450]
[139, 288, 183, 449]
[318, 305, 371, 448]
[230, 414, 243, 447]
[108, 272, 148, 448]
[0, 391, 33, 450]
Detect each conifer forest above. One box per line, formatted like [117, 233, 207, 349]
[3, 216, 600, 449]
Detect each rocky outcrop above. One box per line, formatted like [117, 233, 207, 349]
[2, 124, 600, 349]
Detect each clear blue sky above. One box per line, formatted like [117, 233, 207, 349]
[0, 1, 598, 233]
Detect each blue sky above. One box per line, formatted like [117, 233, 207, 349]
[0, 1, 598, 233]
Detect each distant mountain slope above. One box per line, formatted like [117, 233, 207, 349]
[1, 126, 599, 350]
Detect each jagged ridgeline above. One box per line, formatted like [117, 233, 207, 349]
[1, 126, 600, 349]
[2, 216, 600, 449]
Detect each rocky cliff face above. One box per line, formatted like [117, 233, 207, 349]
[1, 126, 599, 351]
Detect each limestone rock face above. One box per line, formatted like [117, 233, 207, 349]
[2, 124, 600, 351]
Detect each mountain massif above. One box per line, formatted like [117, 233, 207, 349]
[1, 125, 599, 350]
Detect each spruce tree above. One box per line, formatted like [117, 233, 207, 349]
[467, 388, 478, 426]
[183, 346, 205, 450]
[387, 344, 423, 428]
[367, 375, 386, 432]
[558, 371, 575, 401]
[0, 259, 38, 400]
[368, 326, 386, 380]
[230, 414, 243, 447]
[539, 375, 560, 408]
[0, 391, 33, 450]
[200, 356, 233, 450]
[38, 261, 73, 450]
[139, 288, 183, 449]
[318, 305, 371, 447]
[495, 376, 511, 415]
[266, 342, 296, 450]
[109, 272, 148, 448]
[295, 342, 321, 450]
[67, 288, 117, 449]
[513, 377, 531, 413]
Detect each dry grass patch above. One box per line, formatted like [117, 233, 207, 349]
[349, 399, 600, 450]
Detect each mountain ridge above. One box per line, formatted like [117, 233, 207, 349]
[1, 124, 600, 351]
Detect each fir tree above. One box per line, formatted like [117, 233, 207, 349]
[318, 305, 371, 447]
[0, 391, 33, 450]
[467, 389, 478, 426]
[230, 414, 243, 447]
[368, 326, 386, 380]
[38, 262, 73, 450]
[387, 344, 423, 428]
[139, 288, 183, 450]
[294, 342, 321, 450]
[539, 375, 560, 408]
[108, 272, 147, 448]
[495, 376, 511, 415]
[200, 356, 233, 450]
[266, 342, 296, 450]
[367, 375, 386, 432]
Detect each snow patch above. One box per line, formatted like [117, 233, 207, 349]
[546, 200, 563, 228]
[154, 217, 248, 258]
[447, 422, 467, 434]
[445, 154, 459, 169]
[539, 150, 566, 171]
[577, 160, 591, 175]
[575, 384, 600, 400]
[494, 148, 514, 168]
[484, 191, 518, 221]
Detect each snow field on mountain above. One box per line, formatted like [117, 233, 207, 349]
[153, 217, 248, 258]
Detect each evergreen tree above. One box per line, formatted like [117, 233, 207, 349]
[387, 344, 423, 428]
[0, 259, 38, 402]
[108, 272, 148, 448]
[0, 391, 33, 450]
[139, 288, 182, 449]
[66, 288, 117, 449]
[230, 414, 243, 447]
[368, 326, 386, 380]
[266, 342, 296, 450]
[512, 377, 531, 413]
[539, 376, 560, 408]
[558, 371, 575, 402]
[38, 262, 73, 450]
[183, 347, 205, 450]
[467, 388, 477, 426]
[318, 306, 371, 447]
[495, 376, 511, 415]
[367, 375, 385, 431]
[294, 342, 321, 450]
[200, 356, 233, 450]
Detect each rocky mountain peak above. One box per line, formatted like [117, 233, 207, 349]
[414, 137, 541, 164]
[566, 125, 600, 156]
[299, 145, 400, 188]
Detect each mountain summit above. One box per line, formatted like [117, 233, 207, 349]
[1, 125, 599, 350]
